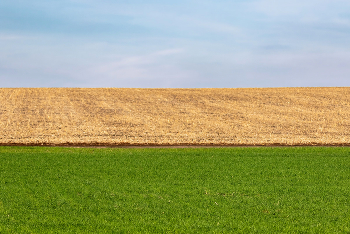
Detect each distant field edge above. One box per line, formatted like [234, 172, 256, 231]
[1, 142, 350, 148]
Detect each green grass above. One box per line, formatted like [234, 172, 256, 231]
[0, 146, 350, 233]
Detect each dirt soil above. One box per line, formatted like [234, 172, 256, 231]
[1, 87, 349, 147]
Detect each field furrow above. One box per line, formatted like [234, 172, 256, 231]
[0, 87, 349, 146]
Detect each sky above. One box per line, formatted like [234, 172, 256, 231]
[1, 0, 350, 88]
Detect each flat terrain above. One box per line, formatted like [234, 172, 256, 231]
[0, 87, 350, 146]
[1, 146, 349, 233]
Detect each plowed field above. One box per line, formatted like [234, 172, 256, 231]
[0, 87, 349, 146]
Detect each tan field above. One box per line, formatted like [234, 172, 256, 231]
[0, 87, 349, 146]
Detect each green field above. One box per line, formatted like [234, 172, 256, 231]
[0, 147, 350, 233]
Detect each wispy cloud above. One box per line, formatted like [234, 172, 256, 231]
[251, 0, 349, 18]
[0, 34, 23, 40]
[1, 0, 350, 88]
[83, 48, 198, 87]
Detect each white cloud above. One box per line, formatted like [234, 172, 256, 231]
[80, 48, 197, 87]
[251, 0, 350, 24]
[1, 0, 350, 88]
[64, 1, 242, 37]
[153, 48, 184, 56]
[252, 0, 343, 16]
[194, 49, 350, 87]
[0, 34, 26, 40]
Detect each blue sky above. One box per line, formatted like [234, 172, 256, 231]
[1, 0, 350, 88]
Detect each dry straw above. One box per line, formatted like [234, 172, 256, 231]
[0, 87, 349, 146]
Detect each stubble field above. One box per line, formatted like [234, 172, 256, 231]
[0, 87, 349, 146]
